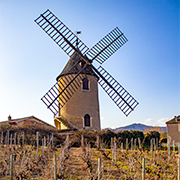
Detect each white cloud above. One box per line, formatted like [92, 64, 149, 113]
[155, 117, 168, 126]
[144, 118, 152, 124]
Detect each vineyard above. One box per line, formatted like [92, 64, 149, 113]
[0, 126, 179, 179]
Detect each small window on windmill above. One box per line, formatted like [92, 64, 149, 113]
[84, 114, 90, 127]
[82, 78, 89, 90]
[79, 60, 85, 68]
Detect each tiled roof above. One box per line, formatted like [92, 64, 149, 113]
[166, 115, 180, 124]
[0, 116, 55, 128]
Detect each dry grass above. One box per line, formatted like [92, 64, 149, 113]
[0, 143, 178, 179]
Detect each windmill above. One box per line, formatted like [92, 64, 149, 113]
[35, 9, 139, 131]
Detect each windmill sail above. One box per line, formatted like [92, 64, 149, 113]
[41, 82, 59, 115]
[35, 9, 89, 57]
[86, 27, 128, 64]
[35, 9, 139, 117]
[41, 71, 87, 116]
[93, 66, 139, 116]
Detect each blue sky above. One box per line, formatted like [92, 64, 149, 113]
[0, 0, 179, 128]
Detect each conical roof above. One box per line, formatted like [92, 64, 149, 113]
[56, 52, 98, 80]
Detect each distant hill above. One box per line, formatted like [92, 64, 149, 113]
[114, 123, 167, 132]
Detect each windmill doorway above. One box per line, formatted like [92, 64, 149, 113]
[84, 114, 90, 127]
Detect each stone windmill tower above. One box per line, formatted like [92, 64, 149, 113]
[35, 9, 139, 131]
[56, 53, 100, 130]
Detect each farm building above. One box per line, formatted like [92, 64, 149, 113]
[0, 115, 55, 129]
[166, 115, 180, 145]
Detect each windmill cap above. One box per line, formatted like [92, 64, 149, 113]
[56, 52, 98, 80]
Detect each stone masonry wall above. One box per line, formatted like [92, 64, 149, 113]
[58, 74, 101, 130]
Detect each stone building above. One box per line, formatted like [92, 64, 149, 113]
[0, 115, 55, 129]
[166, 115, 180, 145]
[54, 53, 101, 131]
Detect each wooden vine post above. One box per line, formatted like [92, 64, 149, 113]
[114, 137, 117, 163]
[18, 132, 20, 146]
[98, 158, 102, 180]
[121, 142, 123, 153]
[5, 134, 7, 146]
[168, 139, 170, 160]
[96, 135, 100, 149]
[131, 138, 133, 151]
[134, 138, 137, 150]
[36, 131, 39, 157]
[23, 131, 25, 146]
[51, 133, 54, 147]
[66, 134, 69, 153]
[10, 154, 13, 180]
[44, 136, 46, 147]
[81, 134, 84, 148]
[173, 140, 175, 152]
[48, 134, 50, 146]
[153, 138, 156, 151]
[14, 132, 16, 145]
[10, 134, 12, 148]
[42, 138, 44, 155]
[1, 131, 3, 145]
[54, 154, 57, 180]
[150, 139, 153, 162]
[156, 137, 158, 150]
[126, 138, 128, 150]
[111, 137, 114, 162]
[138, 137, 141, 149]
[142, 158, 145, 180]
[7, 131, 9, 145]
[66, 134, 69, 147]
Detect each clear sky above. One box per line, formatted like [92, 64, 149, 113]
[0, 0, 179, 128]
